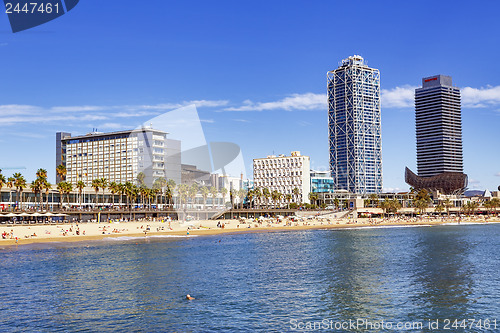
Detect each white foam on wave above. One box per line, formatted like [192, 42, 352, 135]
[105, 235, 198, 241]
[337, 224, 433, 230]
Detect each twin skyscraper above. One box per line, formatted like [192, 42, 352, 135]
[328, 56, 467, 195]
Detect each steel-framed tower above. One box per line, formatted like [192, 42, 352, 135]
[328, 55, 382, 194]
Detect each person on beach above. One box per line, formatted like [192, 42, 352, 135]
[186, 294, 195, 300]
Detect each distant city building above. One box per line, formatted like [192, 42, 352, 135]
[405, 75, 468, 194]
[56, 127, 181, 187]
[310, 170, 336, 193]
[328, 55, 383, 194]
[253, 151, 310, 204]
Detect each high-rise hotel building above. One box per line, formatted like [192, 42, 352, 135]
[56, 127, 181, 186]
[253, 151, 310, 204]
[328, 55, 382, 194]
[405, 75, 467, 194]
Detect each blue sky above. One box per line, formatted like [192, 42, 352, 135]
[0, 0, 499, 192]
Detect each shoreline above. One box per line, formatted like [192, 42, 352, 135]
[1, 217, 499, 247]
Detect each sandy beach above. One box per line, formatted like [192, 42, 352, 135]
[1, 215, 499, 247]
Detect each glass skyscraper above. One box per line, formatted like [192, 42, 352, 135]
[327, 55, 382, 194]
[405, 75, 467, 194]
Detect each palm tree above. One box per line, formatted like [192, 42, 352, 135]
[7, 176, 14, 209]
[136, 172, 146, 187]
[414, 189, 432, 215]
[435, 203, 445, 216]
[57, 181, 68, 208]
[139, 186, 148, 209]
[253, 187, 262, 208]
[164, 184, 173, 209]
[36, 168, 48, 180]
[189, 183, 199, 209]
[99, 178, 108, 206]
[42, 179, 52, 211]
[0, 173, 5, 191]
[30, 179, 43, 210]
[124, 182, 134, 211]
[209, 186, 218, 209]
[247, 189, 255, 208]
[262, 188, 270, 209]
[166, 179, 176, 208]
[308, 192, 318, 207]
[76, 181, 85, 209]
[238, 188, 246, 209]
[200, 186, 209, 209]
[56, 164, 66, 182]
[64, 182, 73, 207]
[12, 173, 27, 211]
[444, 198, 453, 216]
[92, 179, 100, 208]
[369, 193, 379, 208]
[333, 197, 340, 210]
[272, 190, 282, 208]
[285, 193, 292, 209]
[292, 187, 300, 205]
[220, 187, 228, 207]
[108, 181, 118, 205]
[177, 184, 189, 210]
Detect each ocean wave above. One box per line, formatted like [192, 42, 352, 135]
[337, 224, 433, 230]
[105, 235, 198, 241]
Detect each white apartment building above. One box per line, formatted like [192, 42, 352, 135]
[56, 127, 181, 186]
[253, 151, 310, 205]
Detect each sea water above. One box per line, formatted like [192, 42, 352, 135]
[0, 224, 499, 332]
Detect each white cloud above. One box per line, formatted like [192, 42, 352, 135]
[224, 93, 326, 111]
[100, 123, 126, 130]
[462, 86, 500, 108]
[0, 100, 227, 126]
[50, 105, 107, 112]
[200, 119, 215, 123]
[383, 187, 406, 193]
[381, 85, 417, 108]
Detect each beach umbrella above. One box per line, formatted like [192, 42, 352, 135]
[32, 212, 43, 217]
[5, 213, 17, 217]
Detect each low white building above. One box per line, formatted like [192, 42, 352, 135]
[253, 151, 310, 205]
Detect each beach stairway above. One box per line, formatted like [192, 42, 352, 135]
[210, 209, 231, 220]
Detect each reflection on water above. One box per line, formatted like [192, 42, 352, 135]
[0, 225, 499, 332]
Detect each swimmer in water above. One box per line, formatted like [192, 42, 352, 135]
[186, 294, 195, 300]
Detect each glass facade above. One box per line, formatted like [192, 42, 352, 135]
[327, 55, 382, 194]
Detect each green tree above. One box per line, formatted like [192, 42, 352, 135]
[285, 193, 292, 209]
[92, 179, 101, 207]
[292, 187, 300, 204]
[262, 188, 270, 209]
[13, 173, 27, 211]
[444, 198, 453, 216]
[178, 184, 189, 209]
[209, 186, 218, 209]
[308, 192, 318, 207]
[189, 183, 199, 208]
[253, 187, 262, 208]
[271, 190, 282, 208]
[76, 181, 85, 209]
[56, 164, 66, 182]
[136, 172, 146, 187]
[200, 186, 209, 209]
[237, 188, 246, 209]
